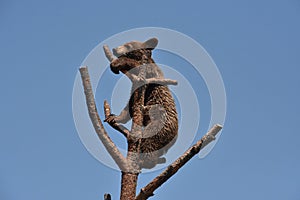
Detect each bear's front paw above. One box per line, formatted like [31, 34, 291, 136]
[104, 114, 117, 124]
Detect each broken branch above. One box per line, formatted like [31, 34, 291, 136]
[103, 45, 116, 62]
[104, 100, 130, 138]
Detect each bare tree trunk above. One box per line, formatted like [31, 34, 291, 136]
[120, 66, 147, 200]
[102, 46, 142, 200]
[120, 172, 138, 200]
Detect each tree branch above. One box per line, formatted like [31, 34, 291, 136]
[103, 45, 116, 62]
[79, 66, 128, 171]
[144, 78, 178, 86]
[135, 124, 223, 200]
[119, 65, 148, 200]
[127, 73, 178, 86]
[103, 100, 130, 138]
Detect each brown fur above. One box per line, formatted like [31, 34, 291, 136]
[106, 38, 178, 169]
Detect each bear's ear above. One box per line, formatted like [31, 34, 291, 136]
[143, 38, 158, 49]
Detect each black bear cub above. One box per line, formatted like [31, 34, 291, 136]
[106, 38, 178, 169]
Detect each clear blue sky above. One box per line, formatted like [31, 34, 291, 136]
[1, 0, 300, 199]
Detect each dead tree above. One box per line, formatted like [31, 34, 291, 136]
[79, 46, 222, 200]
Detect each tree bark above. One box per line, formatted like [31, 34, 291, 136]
[120, 66, 147, 200]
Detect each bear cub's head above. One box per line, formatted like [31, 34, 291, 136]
[112, 38, 158, 58]
[110, 38, 159, 75]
